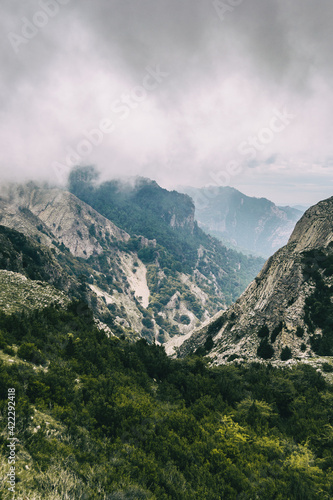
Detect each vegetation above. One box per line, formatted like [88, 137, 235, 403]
[257, 324, 269, 338]
[280, 346, 292, 361]
[257, 338, 275, 360]
[68, 166, 264, 305]
[303, 249, 333, 355]
[0, 270, 69, 315]
[0, 302, 333, 498]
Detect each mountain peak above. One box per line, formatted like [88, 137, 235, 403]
[288, 196, 333, 252]
[178, 195, 333, 364]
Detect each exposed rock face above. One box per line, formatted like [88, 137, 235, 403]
[178, 196, 333, 364]
[0, 183, 145, 336]
[169, 210, 195, 234]
[0, 183, 129, 259]
[288, 197, 333, 251]
[1, 181, 254, 343]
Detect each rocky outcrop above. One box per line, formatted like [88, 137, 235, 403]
[0, 183, 129, 259]
[178, 196, 333, 364]
[0, 181, 242, 344]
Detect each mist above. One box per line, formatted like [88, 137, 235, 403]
[1, 0, 333, 205]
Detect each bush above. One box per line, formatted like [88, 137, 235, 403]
[0, 331, 7, 349]
[257, 339, 275, 360]
[3, 346, 15, 356]
[258, 325, 269, 338]
[322, 362, 333, 373]
[17, 343, 47, 366]
[204, 335, 214, 351]
[88, 224, 96, 237]
[271, 322, 283, 343]
[179, 315, 191, 325]
[280, 346, 292, 361]
[142, 318, 154, 329]
[227, 354, 239, 362]
[138, 247, 156, 264]
[141, 328, 155, 342]
[296, 326, 304, 338]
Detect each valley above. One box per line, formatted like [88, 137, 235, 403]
[0, 173, 332, 499]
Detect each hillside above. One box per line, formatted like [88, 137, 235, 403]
[0, 182, 332, 498]
[180, 186, 302, 257]
[177, 196, 333, 365]
[0, 301, 332, 498]
[0, 270, 69, 315]
[68, 167, 264, 298]
[0, 180, 264, 344]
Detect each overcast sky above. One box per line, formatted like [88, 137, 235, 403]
[1, 0, 333, 205]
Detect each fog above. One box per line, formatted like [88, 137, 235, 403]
[1, 0, 333, 204]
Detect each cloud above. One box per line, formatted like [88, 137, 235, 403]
[0, 0, 333, 204]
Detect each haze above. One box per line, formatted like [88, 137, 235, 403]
[1, 0, 333, 205]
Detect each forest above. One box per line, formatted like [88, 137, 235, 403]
[0, 301, 332, 499]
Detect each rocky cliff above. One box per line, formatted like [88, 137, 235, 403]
[0, 181, 263, 344]
[0, 182, 129, 258]
[177, 196, 333, 364]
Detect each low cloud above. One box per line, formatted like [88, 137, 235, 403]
[0, 0, 333, 204]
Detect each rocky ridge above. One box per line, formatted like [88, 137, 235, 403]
[177, 196, 333, 364]
[0, 181, 263, 344]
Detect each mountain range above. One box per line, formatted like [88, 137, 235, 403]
[180, 186, 303, 257]
[0, 172, 264, 345]
[1, 171, 331, 366]
[0, 172, 332, 498]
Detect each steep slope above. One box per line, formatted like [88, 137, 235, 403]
[68, 167, 264, 302]
[0, 180, 263, 343]
[0, 270, 69, 314]
[180, 186, 302, 257]
[1, 301, 332, 499]
[0, 184, 143, 336]
[0, 223, 80, 293]
[178, 196, 333, 363]
[0, 181, 129, 258]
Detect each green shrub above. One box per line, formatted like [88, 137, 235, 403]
[257, 339, 275, 360]
[17, 343, 47, 366]
[179, 314, 191, 325]
[3, 346, 15, 356]
[280, 346, 292, 361]
[271, 322, 283, 343]
[0, 331, 7, 349]
[204, 335, 214, 351]
[142, 318, 154, 329]
[296, 326, 304, 338]
[322, 362, 333, 373]
[258, 325, 269, 338]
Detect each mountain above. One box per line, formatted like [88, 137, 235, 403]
[177, 196, 333, 364]
[67, 167, 264, 314]
[0, 178, 264, 343]
[0, 181, 332, 498]
[179, 186, 303, 257]
[68, 167, 263, 282]
[292, 204, 309, 213]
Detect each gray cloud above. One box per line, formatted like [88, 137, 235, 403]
[0, 0, 333, 204]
